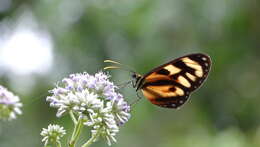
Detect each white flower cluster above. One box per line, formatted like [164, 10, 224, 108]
[41, 124, 66, 146]
[0, 85, 22, 121]
[46, 72, 131, 145]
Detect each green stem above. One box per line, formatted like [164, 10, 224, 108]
[57, 141, 62, 147]
[69, 117, 84, 147]
[81, 129, 101, 147]
[70, 111, 77, 125]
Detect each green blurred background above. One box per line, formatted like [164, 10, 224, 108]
[0, 0, 259, 146]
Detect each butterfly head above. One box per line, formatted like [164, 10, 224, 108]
[131, 72, 140, 79]
[131, 72, 144, 91]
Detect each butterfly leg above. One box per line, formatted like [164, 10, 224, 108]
[117, 80, 132, 89]
[132, 80, 136, 88]
[130, 92, 142, 107]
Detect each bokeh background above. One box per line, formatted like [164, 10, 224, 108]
[0, 0, 259, 146]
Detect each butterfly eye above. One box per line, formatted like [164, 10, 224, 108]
[132, 74, 137, 79]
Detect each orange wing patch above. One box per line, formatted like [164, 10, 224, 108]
[145, 73, 169, 82]
[142, 85, 184, 98]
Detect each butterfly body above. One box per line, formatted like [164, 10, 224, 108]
[132, 53, 211, 109]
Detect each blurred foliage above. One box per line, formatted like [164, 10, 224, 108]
[0, 0, 259, 146]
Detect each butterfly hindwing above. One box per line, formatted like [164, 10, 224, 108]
[140, 53, 211, 108]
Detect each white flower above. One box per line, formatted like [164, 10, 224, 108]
[111, 95, 131, 126]
[0, 85, 22, 121]
[40, 124, 66, 146]
[46, 72, 131, 145]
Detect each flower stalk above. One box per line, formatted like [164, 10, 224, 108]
[69, 116, 84, 147]
[70, 111, 77, 125]
[81, 129, 101, 147]
[56, 141, 62, 147]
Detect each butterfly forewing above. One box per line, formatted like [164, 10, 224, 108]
[140, 53, 211, 108]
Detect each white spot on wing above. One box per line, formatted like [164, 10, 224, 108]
[202, 57, 207, 61]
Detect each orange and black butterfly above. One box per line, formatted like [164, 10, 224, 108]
[105, 53, 211, 109]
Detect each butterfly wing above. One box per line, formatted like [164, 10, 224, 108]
[140, 53, 211, 108]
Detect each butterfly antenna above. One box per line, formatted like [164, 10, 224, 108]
[104, 60, 122, 65]
[103, 66, 121, 70]
[104, 59, 135, 73]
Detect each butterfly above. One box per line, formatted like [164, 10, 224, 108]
[104, 53, 211, 109]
